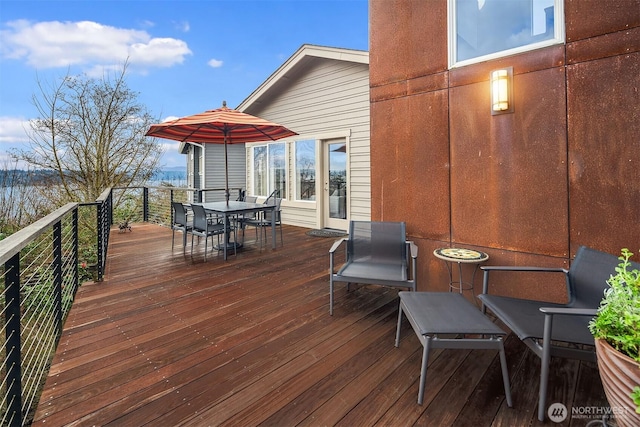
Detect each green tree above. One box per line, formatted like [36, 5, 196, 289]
[11, 61, 164, 204]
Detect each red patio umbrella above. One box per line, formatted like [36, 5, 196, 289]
[145, 101, 298, 203]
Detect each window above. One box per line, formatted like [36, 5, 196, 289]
[449, 0, 564, 67]
[252, 143, 286, 198]
[269, 143, 286, 198]
[295, 140, 316, 201]
[252, 145, 267, 196]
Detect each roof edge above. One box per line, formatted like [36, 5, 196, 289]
[237, 44, 369, 111]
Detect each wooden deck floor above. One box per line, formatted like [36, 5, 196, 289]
[33, 223, 608, 426]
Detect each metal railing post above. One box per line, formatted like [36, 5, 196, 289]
[108, 190, 113, 227]
[96, 200, 104, 282]
[72, 208, 79, 295]
[170, 189, 175, 225]
[4, 253, 23, 427]
[143, 187, 149, 222]
[53, 220, 63, 336]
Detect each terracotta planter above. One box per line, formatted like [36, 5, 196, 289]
[595, 338, 640, 427]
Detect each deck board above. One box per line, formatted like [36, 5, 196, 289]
[33, 223, 608, 426]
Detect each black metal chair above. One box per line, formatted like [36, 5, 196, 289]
[171, 202, 192, 252]
[478, 246, 638, 421]
[329, 220, 418, 315]
[190, 204, 228, 261]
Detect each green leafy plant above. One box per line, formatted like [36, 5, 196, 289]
[589, 248, 640, 414]
[589, 248, 640, 362]
[632, 386, 640, 414]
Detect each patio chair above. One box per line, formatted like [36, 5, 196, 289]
[171, 202, 192, 252]
[478, 246, 636, 422]
[238, 195, 257, 244]
[190, 204, 229, 261]
[329, 220, 418, 315]
[243, 196, 283, 248]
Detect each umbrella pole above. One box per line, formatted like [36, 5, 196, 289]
[224, 132, 230, 205]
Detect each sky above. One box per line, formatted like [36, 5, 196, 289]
[0, 0, 369, 169]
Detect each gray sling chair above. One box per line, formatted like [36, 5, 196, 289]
[329, 221, 418, 315]
[171, 202, 192, 251]
[478, 246, 637, 422]
[243, 190, 283, 248]
[190, 204, 231, 261]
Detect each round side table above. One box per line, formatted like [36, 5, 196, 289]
[433, 247, 489, 296]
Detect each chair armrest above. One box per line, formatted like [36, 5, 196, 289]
[407, 241, 418, 259]
[329, 237, 348, 275]
[539, 307, 598, 316]
[329, 238, 347, 254]
[482, 266, 569, 295]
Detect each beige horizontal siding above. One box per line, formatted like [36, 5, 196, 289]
[245, 57, 370, 228]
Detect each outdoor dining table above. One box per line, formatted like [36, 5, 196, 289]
[194, 201, 277, 260]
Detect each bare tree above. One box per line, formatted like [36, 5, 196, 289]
[11, 62, 164, 203]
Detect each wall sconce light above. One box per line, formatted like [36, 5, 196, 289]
[491, 67, 514, 115]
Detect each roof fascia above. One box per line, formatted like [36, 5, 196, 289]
[236, 44, 369, 112]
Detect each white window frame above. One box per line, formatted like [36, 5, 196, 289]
[294, 139, 317, 202]
[251, 145, 268, 197]
[250, 142, 287, 199]
[448, 0, 565, 68]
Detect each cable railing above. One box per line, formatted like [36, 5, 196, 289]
[0, 203, 79, 426]
[0, 184, 245, 426]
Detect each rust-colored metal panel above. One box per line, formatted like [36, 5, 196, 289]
[567, 52, 640, 256]
[369, 0, 448, 86]
[567, 26, 640, 64]
[565, 0, 640, 42]
[370, 92, 450, 241]
[449, 67, 569, 257]
[475, 249, 570, 303]
[369, 0, 640, 303]
[449, 45, 565, 88]
[370, 81, 408, 103]
[414, 239, 569, 303]
[407, 71, 448, 97]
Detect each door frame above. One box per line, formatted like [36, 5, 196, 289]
[322, 138, 349, 231]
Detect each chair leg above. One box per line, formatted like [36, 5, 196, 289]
[172, 229, 175, 250]
[498, 337, 513, 407]
[538, 313, 554, 421]
[418, 337, 431, 405]
[395, 302, 404, 347]
[329, 277, 334, 315]
[203, 235, 208, 261]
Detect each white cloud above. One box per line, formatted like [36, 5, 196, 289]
[160, 140, 181, 153]
[0, 116, 30, 144]
[162, 116, 180, 122]
[0, 19, 192, 73]
[208, 58, 223, 68]
[174, 20, 190, 32]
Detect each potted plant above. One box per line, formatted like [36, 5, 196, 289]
[589, 248, 640, 427]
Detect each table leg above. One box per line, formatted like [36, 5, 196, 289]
[271, 208, 276, 249]
[223, 214, 228, 260]
[456, 262, 464, 294]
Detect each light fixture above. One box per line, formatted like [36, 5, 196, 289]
[491, 67, 513, 115]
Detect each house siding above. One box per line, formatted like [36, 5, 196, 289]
[202, 144, 246, 202]
[244, 55, 371, 229]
